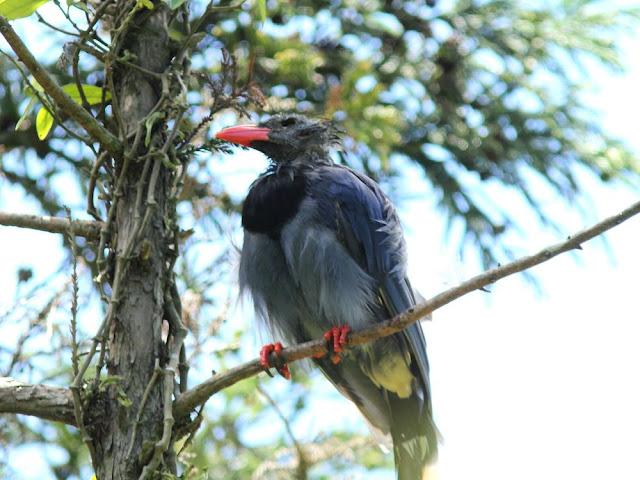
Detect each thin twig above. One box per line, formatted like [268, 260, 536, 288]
[127, 361, 162, 458]
[173, 0, 246, 66]
[87, 151, 108, 221]
[65, 208, 81, 378]
[72, 43, 91, 111]
[257, 383, 308, 477]
[169, 282, 189, 393]
[2, 284, 67, 377]
[176, 405, 204, 456]
[35, 12, 81, 37]
[60, 206, 94, 456]
[139, 294, 188, 480]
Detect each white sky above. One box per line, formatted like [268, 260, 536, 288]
[2, 3, 640, 480]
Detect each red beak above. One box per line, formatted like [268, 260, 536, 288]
[215, 124, 270, 147]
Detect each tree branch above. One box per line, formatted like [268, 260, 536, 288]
[0, 377, 76, 425]
[0, 16, 122, 158]
[173, 198, 640, 417]
[2, 199, 639, 427]
[0, 212, 102, 239]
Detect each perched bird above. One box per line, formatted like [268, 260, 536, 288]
[216, 114, 438, 479]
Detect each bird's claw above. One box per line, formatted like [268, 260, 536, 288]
[316, 325, 351, 364]
[259, 342, 291, 380]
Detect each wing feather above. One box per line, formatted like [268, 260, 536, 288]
[309, 165, 431, 398]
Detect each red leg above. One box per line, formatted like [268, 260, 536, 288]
[259, 342, 291, 380]
[318, 325, 351, 364]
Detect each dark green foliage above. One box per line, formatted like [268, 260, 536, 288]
[3, 1, 638, 264]
[200, 0, 639, 264]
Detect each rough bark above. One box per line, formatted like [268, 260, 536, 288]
[90, 4, 174, 479]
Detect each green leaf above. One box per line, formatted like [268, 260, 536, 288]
[24, 77, 44, 96]
[136, 0, 154, 10]
[15, 96, 38, 131]
[30, 85, 109, 139]
[99, 375, 124, 388]
[117, 389, 132, 408]
[61, 84, 111, 105]
[162, 0, 186, 9]
[0, 0, 50, 19]
[35, 107, 53, 140]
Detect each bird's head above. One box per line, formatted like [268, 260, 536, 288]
[215, 114, 337, 165]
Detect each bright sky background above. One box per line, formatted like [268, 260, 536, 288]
[2, 2, 640, 480]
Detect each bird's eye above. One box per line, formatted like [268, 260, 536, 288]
[280, 118, 296, 127]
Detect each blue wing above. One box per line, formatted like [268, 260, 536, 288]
[309, 165, 431, 393]
[309, 165, 437, 473]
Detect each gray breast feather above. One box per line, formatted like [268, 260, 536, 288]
[239, 198, 381, 340]
[239, 232, 306, 342]
[280, 198, 378, 334]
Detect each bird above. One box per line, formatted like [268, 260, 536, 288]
[216, 113, 438, 479]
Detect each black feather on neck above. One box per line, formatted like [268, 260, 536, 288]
[242, 166, 307, 238]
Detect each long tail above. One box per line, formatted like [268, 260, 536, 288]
[389, 394, 438, 480]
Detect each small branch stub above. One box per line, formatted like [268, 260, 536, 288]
[0, 377, 76, 425]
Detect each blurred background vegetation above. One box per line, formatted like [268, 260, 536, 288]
[1, 0, 638, 478]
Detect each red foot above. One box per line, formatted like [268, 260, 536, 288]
[259, 342, 291, 380]
[317, 325, 351, 364]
